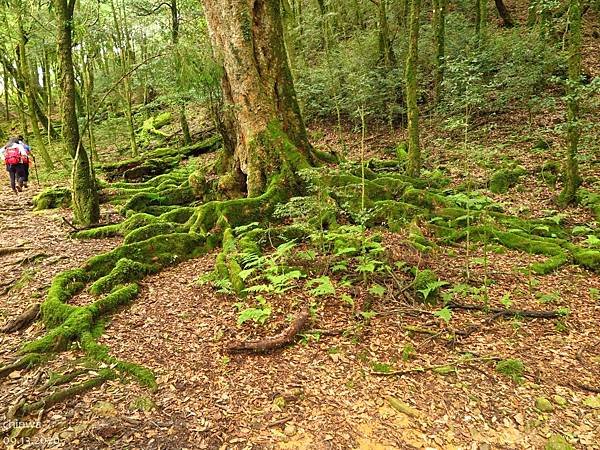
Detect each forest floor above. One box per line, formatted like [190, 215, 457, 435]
[1, 115, 599, 450]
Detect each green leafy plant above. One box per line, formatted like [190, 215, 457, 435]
[495, 359, 525, 383]
[434, 307, 453, 323]
[418, 281, 449, 301]
[236, 296, 272, 326]
[307, 276, 336, 297]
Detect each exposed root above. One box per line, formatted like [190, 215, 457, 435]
[0, 354, 43, 380]
[1, 303, 40, 333]
[227, 307, 310, 353]
[42, 368, 89, 390]
[17, 370, 114, 417]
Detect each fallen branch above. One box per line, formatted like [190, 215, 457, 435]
[1, 303, 40, 333]
[371, 355, 501, 376]
[448, 302, 562, 319]
[0, 247, 31, 257]
[227, 307, 310, 353]
[571, 381, 600, 394]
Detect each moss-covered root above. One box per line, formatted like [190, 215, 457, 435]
[186, 182, 287, 235]
[24, 284, 140, 354]
[0, 354, 43, 379]
[32, 186, 71, 210]
[489, 167, 527, 194]
[17, 369, 114, 417]
[214, 228, 245, 294]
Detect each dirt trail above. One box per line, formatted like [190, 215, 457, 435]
[1, 180, 600, 449]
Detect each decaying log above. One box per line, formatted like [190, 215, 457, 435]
[227, 307, 310, 353]
[1, 303, 40, 333]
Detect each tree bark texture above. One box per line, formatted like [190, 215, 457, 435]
[54, 0, 100, 225]
[560, 0, 582, 204]
[200, 0, 312, 196]
[406, 0, 421, 177]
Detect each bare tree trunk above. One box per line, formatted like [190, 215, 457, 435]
[200, 0, 313, 197]
[494, 0, 515, 27]
[432, 0, 446, 105]
[2, 62, 9, 121]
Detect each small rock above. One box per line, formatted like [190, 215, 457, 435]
[544, 434, 574, 450]
[283, 424, 296, 436]
[8, 371, 21, 379]
[129, 396, 155, 412]
[552, 394, 567, 407]
[535, 397, 554, 413]
[92, 401, 117, 417]
[583, 395, 600, 409]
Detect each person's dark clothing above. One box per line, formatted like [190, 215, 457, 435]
[6, 163, 26, 191]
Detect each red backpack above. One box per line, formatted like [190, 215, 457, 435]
[4, 147, 21, 165]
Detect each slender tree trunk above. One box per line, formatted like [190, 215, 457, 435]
[179, 105, 192, 145]
[477, 0, 487, 40]
[406, 0, 421, 177]
[43, 48, 53, 142]
[378, 0, 396, 67]
[111, 0, 137, 156]
[200, 0, 313, 197]
[2, 62, 9, 121]
[559, 0, 582, 204]
[54, 0, 100, 225]
[15, 3, 54, 169]
[433, 0, 446, 105]
[494, 0, 515, 27]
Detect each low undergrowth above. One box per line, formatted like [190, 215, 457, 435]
[3, 134, 598, 420]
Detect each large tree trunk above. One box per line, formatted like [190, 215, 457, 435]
[55, 0, 100, 225]
[201, 0, 312, 197]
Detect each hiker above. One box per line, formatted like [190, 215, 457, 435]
[16, 135, 32, 188]
[1, 137, 27, 193]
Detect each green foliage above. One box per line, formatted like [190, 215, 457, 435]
[434, 307, 453, 323]
[307, 276, 336, 297]
[236, 296, 272, 326]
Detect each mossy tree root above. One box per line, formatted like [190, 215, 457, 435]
[0, 354, 43, 379]
[17, 369, 114, 417]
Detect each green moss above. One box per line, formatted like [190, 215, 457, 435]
[32, 186, 71, 210]
[123, 222, 179, 244]
[90, 260, 152, 295]
[572, 249, 600, 271]
[496, 358, 525, 383]
[530, 254, 569, 274]
[540, 161, 560, 188]
[489, 167, 527, 194]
